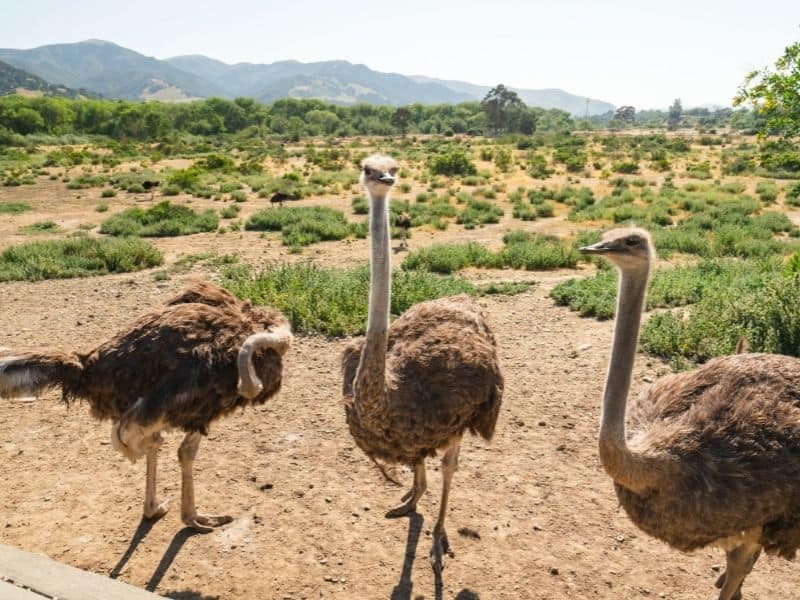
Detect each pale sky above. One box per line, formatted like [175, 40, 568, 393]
[1, 0, 798, 109]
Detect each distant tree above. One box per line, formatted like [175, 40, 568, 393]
[735, 40, 800, 138]
[481, 84, 525, 135]
[391, 107, 412, 136]
[611, 105, 636, 129]
[667, 99, 683, 130]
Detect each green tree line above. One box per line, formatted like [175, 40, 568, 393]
[0, 94, 576, 141]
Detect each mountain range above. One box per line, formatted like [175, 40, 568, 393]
[0, 40, 615, 115]
[0, 59, 99, 99]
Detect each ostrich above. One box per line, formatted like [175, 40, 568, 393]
[0, 280, 291, 532]
[341, 155, 503, 573]
[270, 191, 290, 208]
[580, 227, 800, 600]
[142, 180, 160, 200]
[393, 210, 412, 250]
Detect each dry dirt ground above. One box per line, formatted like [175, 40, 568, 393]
[1, 177, 799, 600]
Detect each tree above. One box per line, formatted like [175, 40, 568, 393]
[481, 84, 525, 135]
[667, 99, 683, 130]
[735, 40, 800, 138]
[391, 107, 411, 136]
[611, 105, 636, 129]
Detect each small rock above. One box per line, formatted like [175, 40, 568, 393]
[549, 567, 559, 576]
[711, 564, 722, 572]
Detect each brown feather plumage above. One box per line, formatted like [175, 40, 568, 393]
[619, 353, 800, 558]
[0, 280, 288, 432]
[342, 294, 503, 466]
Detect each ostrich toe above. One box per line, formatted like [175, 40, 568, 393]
[430, 529, 453, 574]
[143, 498, 170, 520]
[183, 514, 233, 533]
[385, 500, 417, 518]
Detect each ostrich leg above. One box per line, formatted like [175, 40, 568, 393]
[178, 432, 232, 533]
[715, 542, 762, 600]
[143, 434, 170, 519]
[385, 462, 427, 518]
[431, 437, 461, 574]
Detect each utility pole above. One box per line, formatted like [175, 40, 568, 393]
[584, 98, 590, 131]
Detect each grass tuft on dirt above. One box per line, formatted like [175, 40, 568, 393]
[221, 262, 483, 336]
[245, 206, 366, 250]
[0, 202, 32, 214]
[0, 237, 163, 282]
[99, 201, 219, 237]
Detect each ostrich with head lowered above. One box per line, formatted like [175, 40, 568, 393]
[0, 280, 291, 532]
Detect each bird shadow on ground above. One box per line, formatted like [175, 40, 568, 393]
[390, 512, 424, 600]
[145, 527, 202, 592]
[109, 517, 158, 579]
[162, 591, 220, 600]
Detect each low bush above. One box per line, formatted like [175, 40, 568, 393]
[100, 201, 219, 237]
[0, 237, 162, 281]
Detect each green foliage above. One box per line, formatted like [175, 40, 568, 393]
[642, 271, 800, 363]
[457, 199, 504, 228]
[221, 263, 477, 336]
[245, 206, 364, 249]
[736, 40, 800, 138]
[18, 220, 62, 235]
[220, 204, 241, 219]
[100, 201, 219, 237]
[402, 242, 498, 273]
[0, 201, 31, 214]
[402, 232, 578, 273]
[351, 195, 368, 215]
[0, 237, 162, 281]
[428, 148, 477, 177]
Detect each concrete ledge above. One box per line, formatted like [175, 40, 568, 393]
[0, 544, 159, 600]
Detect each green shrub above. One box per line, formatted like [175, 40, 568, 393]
[221, 263, 477, 336]
[402, 242, 499, 273]
[0, 237, 162, 282]
[755, 181, 779, 203]
[351, 195, 368, 215]
[220, 204, 241, 219]
[100, 201, 219, 237]
[500, 232, 580, 270]
[457, 199, 503, 229]
[428, 149, 477, 177]
[18, 220, 62, 235]
[245, 206, 364, 249]
[612, 161, 639, 174]
[101, 188, 117, 198]
[0, 202, 31, 214]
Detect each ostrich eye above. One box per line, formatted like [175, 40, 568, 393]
[625, 238, 639, 246]
[389, 168, 398, 175]
[364, 167, 372, 176]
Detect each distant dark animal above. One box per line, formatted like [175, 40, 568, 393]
[270, 192, 290, 207]
[341, 155, 503, 574]
[394, 211, 412, 249]
[580, 227, 800, 600]
[0, 281, 292, 532]
[142, 180, 160, 200]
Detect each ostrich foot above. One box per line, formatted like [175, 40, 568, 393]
[182, 513, 233, 533]
[385, 497, 418, 518]
[430, 529, 454, 575]
[143, 498, 170, 520]
[714, 573, 742, 600]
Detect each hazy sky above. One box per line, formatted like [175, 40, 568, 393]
[2, 0, 798, 109]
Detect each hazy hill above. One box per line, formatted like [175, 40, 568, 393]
[0, 40, 615, 113]
[0, 40, 223, 101]
[166, 57, 474, 105]
[0, 60, 99, 98]
[410, 76, 614, 115]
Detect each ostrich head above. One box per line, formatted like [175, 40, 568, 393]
[361, 154, 398, 197]
[579, 227, 653, 272]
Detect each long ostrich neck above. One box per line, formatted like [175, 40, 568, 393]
[353, 187, 391, 406]
[599, 263, 664, 493]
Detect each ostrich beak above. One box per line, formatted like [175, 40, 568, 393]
[378, 173, 395, 185]
[579, 241, 617, 255]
